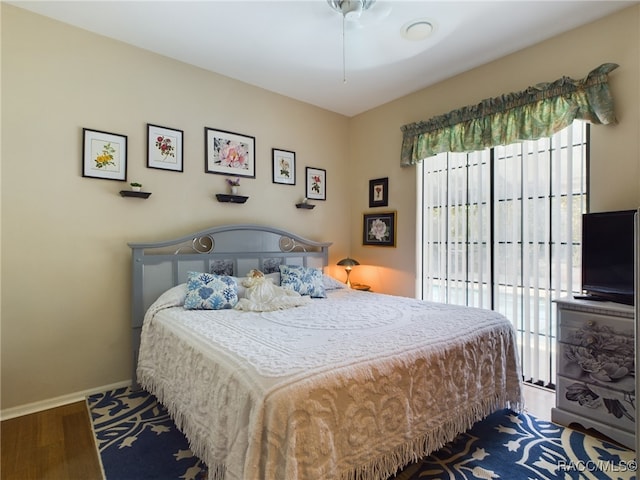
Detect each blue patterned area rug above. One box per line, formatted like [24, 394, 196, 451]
[87, 387, 207, 480]
[87, 387, 636, 480]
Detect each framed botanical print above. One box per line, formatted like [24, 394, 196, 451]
[272, 148, 296, 185]
[363, 211, 396, 247]
[147, 124, 183, 172]
[82, 128, 127, 181]
[205, 127, 256, 178]
[369, 177, 388, 207]
[305, 167, 326, 200]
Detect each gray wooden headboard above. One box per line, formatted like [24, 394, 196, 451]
[128, 223, 332, 385]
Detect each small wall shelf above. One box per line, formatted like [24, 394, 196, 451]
[216, 194, 249, 204]
[120, 190, 152, 199]
[296, 203, 315, 209]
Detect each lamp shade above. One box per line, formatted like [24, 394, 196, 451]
[337, 257, 360, 268]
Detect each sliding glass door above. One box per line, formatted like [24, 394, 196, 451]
[419, 122, 588, 387]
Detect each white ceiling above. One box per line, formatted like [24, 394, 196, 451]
[9, 0, 635, 116]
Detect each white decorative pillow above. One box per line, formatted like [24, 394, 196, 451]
[265, 272, 281, 285]
[184, 272, 238, 310]
[279, 265, 326, 298]
[323, 274, 347, 290]
[231, 277, 247, 299]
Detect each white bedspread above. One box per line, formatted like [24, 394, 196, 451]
[137, 287, 523, 480]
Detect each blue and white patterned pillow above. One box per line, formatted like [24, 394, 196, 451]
[184, 272, 238, 310]
[279, 265, 326, 298]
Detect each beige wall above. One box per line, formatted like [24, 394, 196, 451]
[1, 5, 351, 411]
[349, 4, 640, 298]
[2, 4, 640, 413]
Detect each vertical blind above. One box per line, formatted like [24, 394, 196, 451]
[420, 121, 588, 387]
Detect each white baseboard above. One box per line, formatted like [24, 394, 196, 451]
[1, 380, 132, 421]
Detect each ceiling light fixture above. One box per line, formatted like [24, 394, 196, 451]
[327, 0, 376, 83]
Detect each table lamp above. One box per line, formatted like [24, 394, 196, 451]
[337, 257, 359, 287]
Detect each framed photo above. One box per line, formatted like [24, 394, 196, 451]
[147, 124, 183, 172]
[82, 128, 127, 181]
[305, 167, 326, 200]
[363, 211, 397, 247]
[369, 177, 388, 207]
[205, 127, 255, 178]
[272, 148, 296, 185]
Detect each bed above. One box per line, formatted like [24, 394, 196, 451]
[130, 224, 523, 480]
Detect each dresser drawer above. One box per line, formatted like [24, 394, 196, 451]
[556, 375, 635, 434]
[557, 308, 634, 390]
[557, 341, 634, 390]
[557, 309, 633, 346]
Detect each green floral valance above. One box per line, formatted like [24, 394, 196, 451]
[400, 63, 619, 166]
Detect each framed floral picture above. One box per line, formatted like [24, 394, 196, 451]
[369, 177, 388, 207]
[363, 211, 397, 247]
[272, 148, 296, 185]
[147, 124, 183, 172]
[305, 167, 326, 200]
[82, 128, 127, 181]
[205, 127, 255, 178]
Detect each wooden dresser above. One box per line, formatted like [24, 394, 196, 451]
[552, 297, 635, 448]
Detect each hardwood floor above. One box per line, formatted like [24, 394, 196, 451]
[0, 384, 554, 480]
[521, 383, 554, 421]
[1, 401, 102, 480]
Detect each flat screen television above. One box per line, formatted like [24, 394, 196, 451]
[580, 209, 636, 306]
